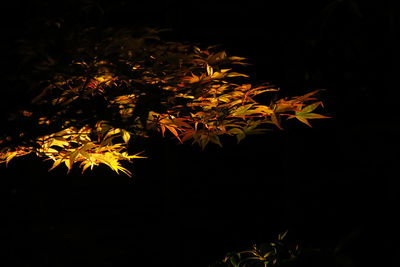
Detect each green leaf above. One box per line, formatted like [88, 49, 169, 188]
[292, 101, 330, 127]
[230, 104, 254, 116]
[209, 134, 222, 147]
[236, 131, 246, 143]
[299, 101, 322, 113]
[295, 112, 330, 119]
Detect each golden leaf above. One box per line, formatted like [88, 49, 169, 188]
[121, 130, 131, 144]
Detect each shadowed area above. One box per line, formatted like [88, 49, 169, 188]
[1, 1, 398, 266]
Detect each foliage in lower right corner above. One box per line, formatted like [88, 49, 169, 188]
[210, 231, 300, 267]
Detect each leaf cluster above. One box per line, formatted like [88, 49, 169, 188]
[0, 28, 329, 176]
[210, 231, 300, 267]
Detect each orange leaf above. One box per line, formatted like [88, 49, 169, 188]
[165, 125, 182, 142]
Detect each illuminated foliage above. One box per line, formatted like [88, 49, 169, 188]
[211, 231, 300, 266]
[0, 28, 329, 176]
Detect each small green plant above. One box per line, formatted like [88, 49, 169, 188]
[210, 231, 300, 267]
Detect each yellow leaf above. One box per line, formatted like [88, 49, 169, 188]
[50, 138, 69, 148]
[80, 161, 94, 174]
[226, 72, 249, 78]
[63, 158, 72, 172]
[296, 116, 312, 127]
[300, 101, 322, 113]
[229, 56, 247, 61]
[95, 121, 113, 135]
[46, 148, 59, 154]
[90, 152, 132, 177]
[69, 150, 79, 167]
[252, 105, 274, 115]
[206, 64, 213, 76]
[80, 142, 96, 151]
[5, 151, 17, 167]
[121, 130, 131, 144]
[49, 158, 62, 171]
[104, 128, 121, 140]
[230, 104, 254, 116]
[115, 165, 132, 177]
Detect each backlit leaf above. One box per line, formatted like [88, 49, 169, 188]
[49, 158, 62, 171]
[165, 125, 181, 142]
[5, 151, 17, 166]
[209, 134, 222, 147]
[300, 101, 322, 113]
[121, 130, 131, 143]
[0, 28, 329, 175]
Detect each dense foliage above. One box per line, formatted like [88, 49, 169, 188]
[0, 28, 329, 176]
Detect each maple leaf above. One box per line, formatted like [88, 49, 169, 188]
[0, 148, 32, 166]
[287, 101, 330, 127]
[274, 90, 323, 113]
[0, 28, 330, 175]
[207, 51, 227, 64]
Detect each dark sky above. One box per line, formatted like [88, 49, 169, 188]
[1, 1, 398, 266]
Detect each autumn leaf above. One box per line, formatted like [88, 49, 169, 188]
[207, 51, 227, 64]
[206, 64, 213, 76]
[121, 129, 131, 143]
[49, 158, 63, 171]
[226, 72, 249, 78]
[0, 28, 330, 174]
[287, 101, 330, 127]
[50, 137, 70, 148]
[293, 89, 321, 102]
[80, 160, 94, 174]
[63, 158, 72, 172]
[228, 56, 249, 65]
[165, 125, 182, 142]
[251, 105, 274, 116]
[209, 134, 223, 147]
[5, 151, 18, 166]
[274, 99, 303, 113]
[230, 104, 254, 117]
[181, 129, 195, 142]
[228, 128, 246, 143]
[270, 112, 283, 130]
[90, 152, 132, 177]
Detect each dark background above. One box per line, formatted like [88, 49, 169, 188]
[0, 0, 398, 266]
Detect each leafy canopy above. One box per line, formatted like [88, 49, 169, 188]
[0, 28, 329, 176]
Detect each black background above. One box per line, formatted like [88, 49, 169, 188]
[0, 1, 398, 266]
